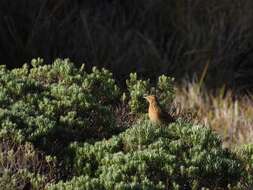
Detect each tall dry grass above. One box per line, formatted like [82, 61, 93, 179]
[174, 81, 253, 147]
[0, 0, 253, 92]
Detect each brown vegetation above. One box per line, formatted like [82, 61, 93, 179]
[174, 82, 253, 146]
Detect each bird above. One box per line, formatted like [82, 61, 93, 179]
[144, 95, 175, 125]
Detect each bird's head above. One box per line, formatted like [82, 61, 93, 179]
[144, 95, 158, 104]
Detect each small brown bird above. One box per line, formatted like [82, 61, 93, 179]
[144, 95, 175, 125]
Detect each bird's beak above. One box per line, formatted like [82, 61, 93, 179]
[143, 95, 148, 100]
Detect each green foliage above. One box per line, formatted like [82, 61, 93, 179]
[48, 176, 104, 190]
[156, 75, 175, 107]
[0, 169, 47, 190]
[235, 144, 253, 188]
[0, 58, 120, 149]
[126, 73, 151, 113]
[0, 137, 57, 190]
[51, 120, 243, 189]
[0, 59, 252, 189]
[126, 73, 174, 113]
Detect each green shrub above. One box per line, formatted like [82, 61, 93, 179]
[0, 58, 120, 150]
[47, 176, 104, 190]
[235, 144, 253, 188]
[126, 73, 174, 113]
[1, 58, 251, 189]
[52, 120, 243, 189]
[0, 169, 47, 190]
[126, 73, 151, 113]
[0, 137, 57, 190]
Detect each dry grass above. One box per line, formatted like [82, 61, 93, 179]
[173, 82, 253, 147]
[0, 1, 253, 92]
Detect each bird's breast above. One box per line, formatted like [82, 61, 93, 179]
[148, 106, 161, 123]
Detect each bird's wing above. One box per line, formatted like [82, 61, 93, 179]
[160, 109, 175, 123]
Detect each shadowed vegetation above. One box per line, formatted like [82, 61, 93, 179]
[0, 0, 253, 93]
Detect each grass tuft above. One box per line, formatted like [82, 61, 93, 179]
[174, 81, 253, 146]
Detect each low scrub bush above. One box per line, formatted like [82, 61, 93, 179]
[235, 144, 253, 188]
[0, 137, 57, 190]
[0, 58, 120, 151]
[0, 59, 252, 189]
[50, 120, 244, 189]
[0, 57, 176, 151]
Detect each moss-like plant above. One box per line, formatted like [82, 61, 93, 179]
[0, 58, 120, 150]
[50, 120, 244, 190]
[0, 58, 252, 189]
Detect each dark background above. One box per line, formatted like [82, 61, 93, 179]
[0, 0, 252, 93]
